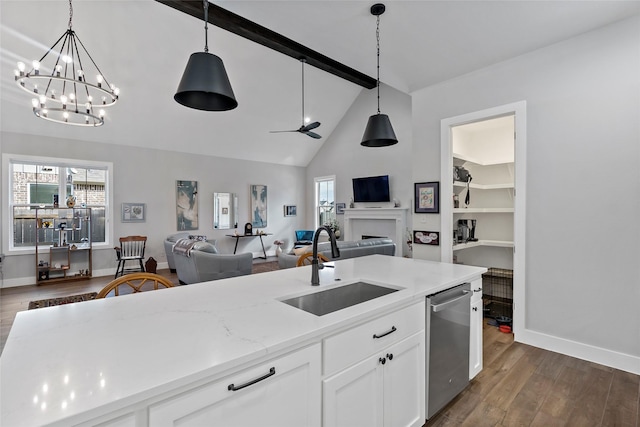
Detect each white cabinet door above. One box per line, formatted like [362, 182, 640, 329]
[469, 298, 483, 379]
[382, 332, 425, 427]
[149, 344, 321, 427]
[323, 355, 384, 427]
[323, 332, 425, 427]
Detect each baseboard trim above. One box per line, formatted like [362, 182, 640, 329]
[1, 262, 171, 289]
[516, 328, 640, 375]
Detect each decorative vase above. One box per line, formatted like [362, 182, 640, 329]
[275, 246, 283, 257]
[334, 230, 341, 239]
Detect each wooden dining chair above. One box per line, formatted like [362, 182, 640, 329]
[296, 253, 330, 267]
[114, 235, 147, 278]
[96, 272, 175, 298]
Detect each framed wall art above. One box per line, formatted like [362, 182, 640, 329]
[413, 230, 439, 246]
[176, 180, 198, 230]
[251, 184, 268, 228]
[284, 205, 297, 217]
[121, 203, 146, 222]
[336, 202, 346, 215]
[414, 181, 439, 214]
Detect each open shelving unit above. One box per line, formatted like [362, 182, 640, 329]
[453, 154, 515, 256]
[35, 207, 93, 285]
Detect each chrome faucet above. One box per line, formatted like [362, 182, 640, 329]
[311, 226, 341, 286]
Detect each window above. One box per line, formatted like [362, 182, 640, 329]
[4, 154, 112, 252]
[314, 175, 335, 229]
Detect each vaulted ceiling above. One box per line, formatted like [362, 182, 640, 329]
[2, 1, 638, 166]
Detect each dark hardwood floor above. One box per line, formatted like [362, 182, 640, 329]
[426, 321, 640, 426]
[2, 269, 638, 426]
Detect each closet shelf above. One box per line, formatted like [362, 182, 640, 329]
[453, 240, 514, 251]
[453, 207, 514, 213]
[453, 181, 513, 190]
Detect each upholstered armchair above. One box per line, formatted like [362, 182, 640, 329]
[172, 240, 252, 285]
[164, 233, 191, 273]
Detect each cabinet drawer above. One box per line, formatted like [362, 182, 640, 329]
[323, 301, 424, 376]
[149, 344, 321, 427]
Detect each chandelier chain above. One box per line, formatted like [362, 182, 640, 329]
[68, 0, 73, 30]
[203, 0, 209, 53]
[376, 14, 381, 114]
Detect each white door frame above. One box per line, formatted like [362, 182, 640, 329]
[440, 101, 527, 338]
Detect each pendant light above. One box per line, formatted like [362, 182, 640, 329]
[175, 0, 238, 111]
[361, 3, 398, 147]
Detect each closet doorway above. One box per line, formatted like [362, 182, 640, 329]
[440, 101, 526, 337]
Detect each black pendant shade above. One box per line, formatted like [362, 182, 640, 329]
[361, 113, 398, 147]
[175, 52, 238, 111]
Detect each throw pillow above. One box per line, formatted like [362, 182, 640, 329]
[293, 246, 312, 257]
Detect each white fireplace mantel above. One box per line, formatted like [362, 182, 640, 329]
[343, 208, 408, 257]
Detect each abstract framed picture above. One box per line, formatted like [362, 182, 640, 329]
[336, 202, 346, 215]
[251, 184, 268, 228]
[121, 203, 146, 222]
[414, 181, 439, 214]
[176, 180, 198, 230]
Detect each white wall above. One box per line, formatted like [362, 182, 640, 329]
[306, 83, 413, 252]
[1, 132, 306, 287]
[412, 16, 640, 370]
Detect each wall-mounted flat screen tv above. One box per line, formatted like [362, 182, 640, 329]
[352, 175, 390, 203]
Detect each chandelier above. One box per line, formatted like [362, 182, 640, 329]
[13, 0, 119, 127]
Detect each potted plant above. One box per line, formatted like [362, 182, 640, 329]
[273, 239, 284, 256]
[324, 219, 341, 239]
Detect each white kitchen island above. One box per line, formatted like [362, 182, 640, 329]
[0, 255, 485, 427]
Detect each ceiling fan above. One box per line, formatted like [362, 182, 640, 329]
[270, 58, 322, 139]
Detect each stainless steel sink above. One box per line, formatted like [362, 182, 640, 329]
[281, 281, 399, 316]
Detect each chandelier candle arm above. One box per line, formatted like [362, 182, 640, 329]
[13, 0, 119, 127]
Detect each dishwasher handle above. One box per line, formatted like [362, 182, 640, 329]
[430, 290, 471, 313]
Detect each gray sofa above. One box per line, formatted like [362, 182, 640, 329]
[278, 237, 395, 269]
[173, 240, 253, 285]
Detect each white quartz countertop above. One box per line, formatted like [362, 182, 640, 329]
[0, 255, 485, 426]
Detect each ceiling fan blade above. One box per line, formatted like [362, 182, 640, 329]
[306, 131, 322, 139]
[301, 121, 321, 132]
[269, 130, 298, 133]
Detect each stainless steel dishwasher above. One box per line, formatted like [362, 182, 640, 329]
[426, 282, 472, 419]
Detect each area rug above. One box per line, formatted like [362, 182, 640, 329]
[28, 292, 98, 310]
[252, 261, 280, 274]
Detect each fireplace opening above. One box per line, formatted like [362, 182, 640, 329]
[362, 235, 387, 239]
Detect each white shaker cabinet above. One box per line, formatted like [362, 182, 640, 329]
[469, 278, 483, 379]
[323, 332, 424, 427]
[322, 301, 425, 427]
[149, 344, 321, 427]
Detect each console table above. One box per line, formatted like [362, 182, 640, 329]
[226, 233, 272, 259]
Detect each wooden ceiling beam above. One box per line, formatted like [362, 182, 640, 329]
[155, 0, 377, 89]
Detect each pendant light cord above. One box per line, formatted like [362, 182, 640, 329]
[203, 0, 209, 53]
[301, 58, 305, 125]
[376, 14, 381, 114]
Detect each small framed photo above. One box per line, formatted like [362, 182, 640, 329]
[414, 182, 439, 214]
[122, 203, 146, 222]
[284, 205, 297, 217]
[413, 230, 439, 246]
[336, 202, 346, 215]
